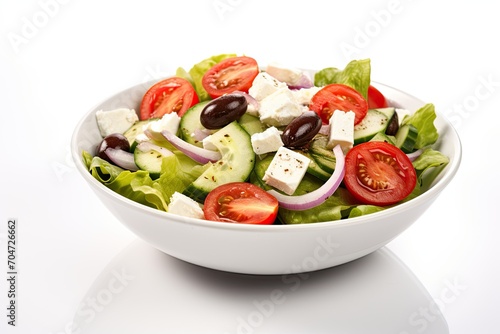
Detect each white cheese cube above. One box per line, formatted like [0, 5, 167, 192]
[245, 100, 259, 117]
[328, 109, 355, 152]
[95, 108, 139, 137]
[168, 192, 204, 219]
[291, 86, 323, 105]
[263, 147, 311, 195]
[202, 134, 218, 151]
[146, 112, 181, 141]
[258, 88, 304, 127]
[134, 133, 150, 145]
[248, 72, 287, 101]
[251, 126, 284, 155]
[153, 112, 181, 133]
[265, 62, 304, 86]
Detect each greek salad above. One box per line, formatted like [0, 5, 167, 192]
[82, 54, 449, 225]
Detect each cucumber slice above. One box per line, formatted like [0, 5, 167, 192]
[353, 109, 392, 144]
[238, 113, 266, 136]
[309, 135, 336, 174]
[369, 132, 396, 145]
[183, 121, 256, 202]
[374, 107, 396, 120]
[179, 101, 211, 147]
[293, 149, 331, 181]
[395, 124, 418, 153]
[134, 142, 174, 179]
[123, 118, 158, 149]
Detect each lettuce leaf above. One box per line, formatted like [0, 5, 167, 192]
[177, 53, 237, 102]
[83, 149, 209, 211]
[412, 148, 449, 187]
[313, 59, 371, 99]
[402, 103, 439, 149]
[86, 154, 168, 211]
[153, 152, 209, 203]
[278, 187, 359, 224]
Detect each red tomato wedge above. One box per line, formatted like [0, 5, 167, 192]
[140, 77, 199, 120]
[367, 85, 388, 109]
[202, 56, 259, 99]
[309, 84, 368, 125]
[344, 141, 417, 206]
[203, 182, 279, 225]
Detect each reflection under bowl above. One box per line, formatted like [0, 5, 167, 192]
[72, 240, 449, 333]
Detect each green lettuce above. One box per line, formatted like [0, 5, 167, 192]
[278, 187, 360, 224]
[314, 59, 371, 99]
[402, 103, 439, 149]
[177, 53, 237, 102]
[83, 150, 208, 212]
[153, 152, 209, 203]
[412, 148, 449, 188]
[86, 154, 168, 211]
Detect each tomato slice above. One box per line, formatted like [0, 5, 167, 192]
[343, 141, 417, 206]
[203, 182, 279, 225]
[367, 85, 388, 109]
[202, 56, 259, 99]
[140, 77, 199, 120]
[309, 84, 368, 125]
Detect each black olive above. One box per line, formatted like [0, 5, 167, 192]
[96, 133, 130, 163]
[200, 94, 248, 129]
[385, 112, 399, 136]
[282, 111, 322, 148]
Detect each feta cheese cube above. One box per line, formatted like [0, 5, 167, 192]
[245, 100, 259, 117]
[251, 126, 284, 155]
[291, 86, 323, 105]
[258, 88, 304, 127]
[168, 192, 204, 219]
[328, 109, 355, 152]
[202, 134, 218, 151]
[248, 72, 287, 101]
[263, 147, 310, 195]
[152, 112, 181, 133]
[146, 112, 181, 141]
[95, 108, 139, 137]
[265, 62, 304, 86]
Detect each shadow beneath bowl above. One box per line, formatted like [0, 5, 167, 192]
[71, 239, 448, 334]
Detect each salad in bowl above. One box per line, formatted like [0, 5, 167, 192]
[72, 54, 460, 274]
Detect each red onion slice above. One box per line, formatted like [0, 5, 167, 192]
[161, 130, 221, 164]
[192, 128, 213, 142]
[267, 145, 345, 211]
[232, 91, 260, 110]
[406, 149, 423, 162]
[104, 148, 139, 171]
[319, 124, 330, 136]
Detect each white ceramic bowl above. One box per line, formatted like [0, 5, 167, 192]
[71, 79, 461, 275]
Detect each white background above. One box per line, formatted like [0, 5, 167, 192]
[1, 0, 498, 333]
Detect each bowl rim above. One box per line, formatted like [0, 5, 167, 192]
[71, 80, 462, 232]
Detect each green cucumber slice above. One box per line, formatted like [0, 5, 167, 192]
[238, 113, 266, 136]
[179, 101, 211, 147]
[123, 118, 158, 150]
[309, 135, 336, 174]
[395, 124, 418, 153]
[369, 132, 396, 145]
[134, 142, 174, 179]
[353, 109, 392, 144]
[294, 149, 331, 181]
[374, 107, 396, 120]
[183, 121, 255, 202]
